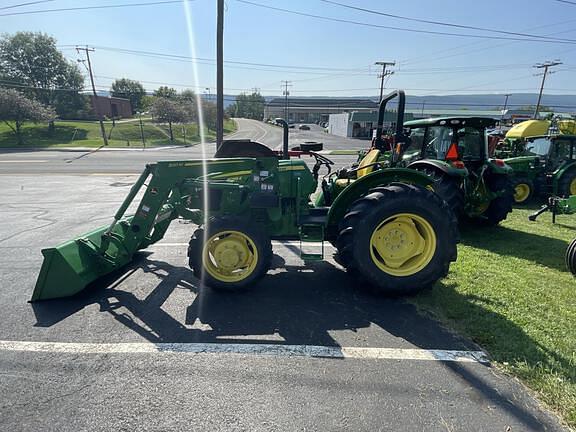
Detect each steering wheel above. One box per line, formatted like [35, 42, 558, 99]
[310, 151, 334, 181]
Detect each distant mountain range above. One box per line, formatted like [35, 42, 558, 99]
[263, 93, 576, 113]
[95, 90, 574, 113]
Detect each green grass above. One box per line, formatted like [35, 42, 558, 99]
[0, 119, 236, 148]
[413, 206, 576, 427]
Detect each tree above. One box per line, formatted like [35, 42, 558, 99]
[111, 78, 146, 114]
[178, 89, 198, 122]
[0, 89, 55, 144]
[226, 92, 265, 120]
[154, 86, 177, 99]
[150, 97, 189, 141]
[0, 32, 85, 119]
[202, 100, 218, 131]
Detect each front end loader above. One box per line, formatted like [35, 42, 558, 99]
[32, 96, 459, 301]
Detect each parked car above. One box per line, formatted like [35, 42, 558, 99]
[299, 124, 310, 130]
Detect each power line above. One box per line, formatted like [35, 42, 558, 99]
[554, 0, 576, 5]
[0, 0, 56, 11]
[0, 0, 196, 17]
[320, 0, 576, 43]
[234, 0, 576, 44]
[88, 45, 369, 72]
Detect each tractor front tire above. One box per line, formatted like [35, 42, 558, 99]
[558, 169, 576, 197]
[336, 183, 459, 296]
[188, 217, 272, 292]
[511, 177, 534, 204]
[480, 175, 514, 226]
[566, 238, 576, 275]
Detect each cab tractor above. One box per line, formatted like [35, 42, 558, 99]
[401, 117, 515, 226]
[32, 91, 458, 301]
[493, 119, 576, 204]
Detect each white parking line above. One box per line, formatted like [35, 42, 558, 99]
[151, 241, 335, 248]
[0, 341, 488, 363]
[0, 160, 47, 163]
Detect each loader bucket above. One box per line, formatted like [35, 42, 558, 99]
[31, 224, 133, 301]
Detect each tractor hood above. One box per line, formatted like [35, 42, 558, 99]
[505, 120, 550, 139]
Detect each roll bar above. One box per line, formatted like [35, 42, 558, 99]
[374, 90, 406, 151]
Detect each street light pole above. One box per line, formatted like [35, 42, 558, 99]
[500, 93, 511, 127]
[216, 0, 224, 150]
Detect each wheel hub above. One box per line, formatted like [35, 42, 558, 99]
[372, 216, 427, 270]
[203, 231, 258, 282]
[514, 183, 530, 202]
[213, 239, 248, 271]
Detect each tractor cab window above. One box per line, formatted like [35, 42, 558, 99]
[525, 137, 552, 157]
[552, 138, 572, 161]
[407, 127, 426, 153]
[456, 127, 483, 160]
[424, 126, 453, 159]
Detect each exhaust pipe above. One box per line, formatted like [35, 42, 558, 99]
[276, 119, 289, 159]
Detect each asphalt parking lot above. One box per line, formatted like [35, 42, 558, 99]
[0, 120, 566, 431]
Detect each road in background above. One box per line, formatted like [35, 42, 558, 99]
[0, 119, 363, 175]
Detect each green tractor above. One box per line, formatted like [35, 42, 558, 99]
[399, 117, 515, 225]
[500, 134, 576, 204]
[32, 91, 458, 301]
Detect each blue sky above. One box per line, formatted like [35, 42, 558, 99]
[1, 0, 575, 97]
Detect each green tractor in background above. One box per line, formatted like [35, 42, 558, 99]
[499, 133, 576, 204]
[32, 90, 458, 302]
[399, 117, 515, 226]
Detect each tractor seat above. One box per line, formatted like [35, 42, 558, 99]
[334, 149, 381, 189]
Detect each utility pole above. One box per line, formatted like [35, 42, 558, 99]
[76, 46, 108, 146]
[281, 80, 292, 122]
[375, 61, 395, 103]
[216, 0, 224, 150]
[533, 60, 562, 119]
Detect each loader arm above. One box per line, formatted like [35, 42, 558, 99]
[31, 158, 257, 301]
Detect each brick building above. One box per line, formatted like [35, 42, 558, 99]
[89, 95, 132, 119]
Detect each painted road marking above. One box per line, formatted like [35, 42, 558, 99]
[151, 241, 334, 248]
[0, 341, 488, 363]
[0, 160, 48, 163]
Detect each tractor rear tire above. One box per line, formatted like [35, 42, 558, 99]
[511, 177, 534, 204]
[558, 169, 576, 197]
[335, 183, 459, 296]
[566, 238, 576, 275]
[480, 175, 514, 226]
[188, 217, 272, 292]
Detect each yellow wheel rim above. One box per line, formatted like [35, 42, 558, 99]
[570, 178, 576, 195]
[202, 230, 258, 283]
[514, 183, 531, 203]
[369, 213, 437, 277]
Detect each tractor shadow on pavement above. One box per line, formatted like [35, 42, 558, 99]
[29, 252, 562, 431]
[32, 252, 473, 350]
[459, 224, 569, 272]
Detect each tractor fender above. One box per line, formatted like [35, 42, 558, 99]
[487, 158, 514, 175]
[502, 156, 538, 175]
[326, 168, 433, 231]
[407, 159, 468, 178]
[552, 161, 576, 193]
